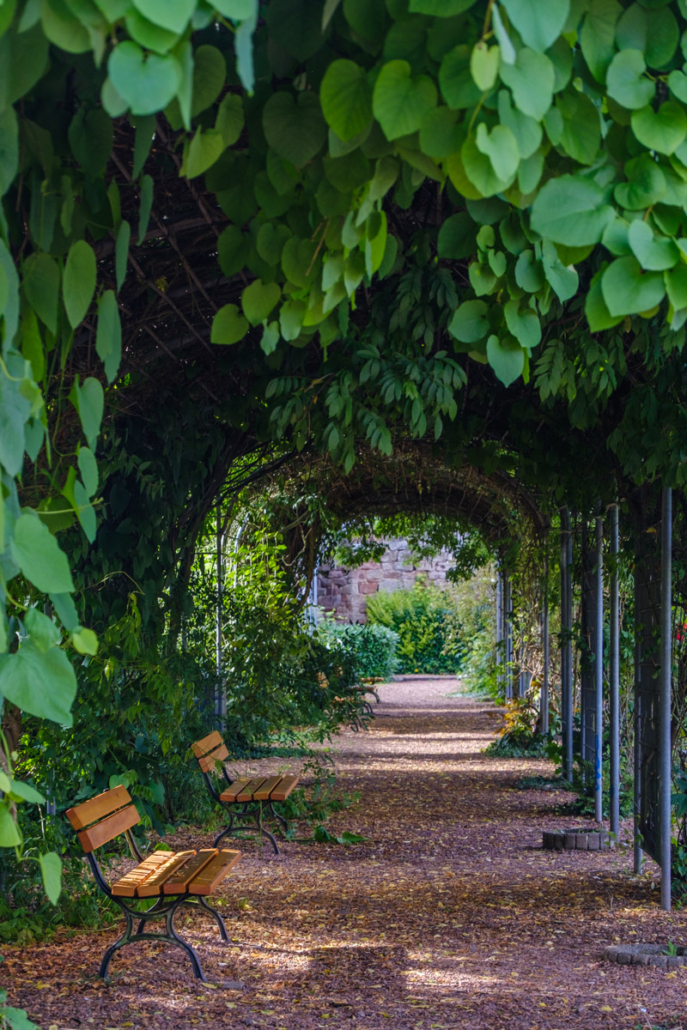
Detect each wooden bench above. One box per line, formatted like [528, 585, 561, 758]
[191, 731, 299, 854]
[66, 786, 240, 981]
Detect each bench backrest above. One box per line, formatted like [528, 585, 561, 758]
[191, 730, 229, 773]
[66, 786, 141, 853]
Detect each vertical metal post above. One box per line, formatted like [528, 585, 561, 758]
[496, 572, 504, 692]
[633, 545, 644, 875]
[609, 504, 620, 839]
[660, 487, 672, 911]
[560, 508, 573, 782]
[594, 515, 604, 825]
[504, 571, 513, 701]
[215, 497, 226, 722]
[541, 547, 549, 736]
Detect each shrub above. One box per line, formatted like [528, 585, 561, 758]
[366, 579, 465, 674]
[317, 621, 398, 681]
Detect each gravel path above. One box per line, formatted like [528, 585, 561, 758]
[5, 676, 687, 1029]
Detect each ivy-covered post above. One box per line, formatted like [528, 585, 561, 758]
[215, 497, 226, 724]
[660, 487, 673, 911]
[609, 504, 620, 839]
[594, 515, 604, 825]
[541, 547, 549, 736]
[504, 571, 513, 701]
[496, 570, 505, 692]
[560, 508, 573, 782]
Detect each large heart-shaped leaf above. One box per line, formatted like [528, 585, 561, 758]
[530, 174, 614, 245]
[606, 49, 654, 109]
[131, 0, 194, 33]
[263, 91, 327, 167]
[631, 101, 687, 155]
[500, 0, 570, 52]
[373, 60, 437, 141]
[242, 280, 281, 326]
[108, 41, 180, 116]
[499, 48, 554, 121]
[63, 241, 96, 330]
[320, 59, 372, 142]
[601, 254, 666, 315]
[486, 334, 525, 386]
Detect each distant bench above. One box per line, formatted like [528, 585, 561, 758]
[192, 731, 299, 854]
[67, 785, 239, 981]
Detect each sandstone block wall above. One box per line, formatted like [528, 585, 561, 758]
[317, 538, 453, 623]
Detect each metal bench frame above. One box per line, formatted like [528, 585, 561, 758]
[202, 764, 287, 855]
[88, 828, 227, 981]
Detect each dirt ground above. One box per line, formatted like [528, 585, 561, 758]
[3, 676, 687, 1030]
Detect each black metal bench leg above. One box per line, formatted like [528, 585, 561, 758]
[213, 808, 236, 847]
[100, 898, 207, 981]
[167, 903, 206, 981]
[198, 896, 228, 941]
[136, 896, 163, 934]
[99, 910, 135, 978]
[268, 802, 288, 834]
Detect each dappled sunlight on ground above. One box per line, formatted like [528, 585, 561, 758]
[4, 675, 687, 1029]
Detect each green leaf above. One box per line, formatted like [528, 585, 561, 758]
[131, 0, 193, 32]
[22, 253, 59, 335]
[63, 240, 96, 329]
[191, 44, 225, 117]
[280, 298, 305, 341]
[215, 94, 244, 148]
[373, 60, 437, 141]
[182, 129, 226, 178]
[115, 219, 130, 291]
[108, 41, 180, 116]
[71, 626, 98, 655]
[0, 806, 21, 847]
[138, 173, 153, 241]
[218, 225, 249, 276]
[95, 290, 122, 384]
[215, 0, 256, 17]
[530, 174, 614, 245]
[68, 107, 113, 177]
[500, 0, 570, 52]
[419, 107, 464, 158]
[585, 271, 622, 327]
[515, 249, 545, 291]
[448, 299, 489, 342]
[475, 122, 519, 182]
[39, 852, 62, 905]
[439, 44, 482, 108]
[665, 262, 687, 309]
[409, 0, 477, 11]
[235, 4, 257, 94]
[211, 303, 249, 344]
[542, 238, 579, 300]
[616, 3, 678, 68]
[78, 446, 98, 497]
[486, 333, 525, 386]
[261, 320, 280, 355]
[437, 212, 477, 259]
[627, 218, 679, 270]
[0, 106, 18, 196]
[257, 223, 290, 266]
[504, 298, 541, 347]
[40, 0, 91, 53]
[580, 0, 622, 81]
[72, 377, 104, 451]
[50, 592, 79, 632]
[8, 779, 44, 804]
[132, 114, 156, 178]
[73, 481, 96, 544]
[499, 48, 554, 121]
[497, 89, 542, 159]
[263, 91, 327, 167]
[24, 608, 60, 652]
[125, 9, 180, 54]
[462, 136, 514, 196]
[281, 236, 318, 287]
[614, 152, 666, 209]
[470, 42, 500, 91]
[321, 59, 372, 142]
[631, 102, 687, 155]
[606, 49, 654, 109]
[556, 90, 601, 165]
[492, 3, 516, 64]
[601, 254, 666, 315]
[265, 0, 324, 62]
[242, 280, 281, 326]
[10, 513, 74, 593]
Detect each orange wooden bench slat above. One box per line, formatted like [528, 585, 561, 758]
[163, 850, 218, 894]
[77, 804, 140, 853]
[191, 730, 224, 758]
[187, 850, 241, 896]
[235, 776, 269, 802]
[137, 851, 197, 898]
[111, 852, 176, 897]
[252, 775, 284, 801]
[198, 743, 230, 773]
[66, 785, 132, 831]
[219, 778, 251, 803]
[269, 774, 299, 801]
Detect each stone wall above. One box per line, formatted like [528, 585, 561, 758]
[316, 538, 453, 623]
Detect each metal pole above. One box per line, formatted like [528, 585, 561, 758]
[660, 487, 672, 911]
[594, 515, 604, 825]
[541, 547, 549, 735]
[560, 508, 573, 782]
[504, 571, 513, 701]
[496, 571, 504, 692]
[609, 504, 620, 839]
[215, 497, 226, 722]
[633, 544, 643, 875]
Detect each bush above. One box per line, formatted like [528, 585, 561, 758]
[317, 621, 398, 681]
[366, 579, 465, 674]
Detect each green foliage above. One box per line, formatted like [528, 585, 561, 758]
[366, 579, 465, 675]
[317, 620, 399, 681]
